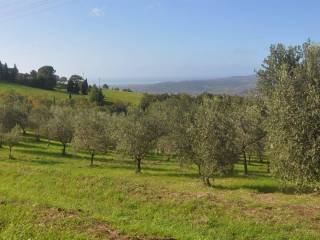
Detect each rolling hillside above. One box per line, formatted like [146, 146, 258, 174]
[117, 75, 257, 95]
[0, 82, 143, 106]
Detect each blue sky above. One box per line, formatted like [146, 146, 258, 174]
[1, 0, 319, 85]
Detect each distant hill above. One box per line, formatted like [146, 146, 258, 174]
[117, 75, 257, 95]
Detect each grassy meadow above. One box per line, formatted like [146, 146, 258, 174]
[0, 133, 319, 240]
[102, 89, 143, 106]
[0, 82, 143, 106]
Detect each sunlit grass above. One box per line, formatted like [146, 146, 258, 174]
[0, 134, 319, 239]
[0, 82, 143, 106]
[102, 89, 143, 106]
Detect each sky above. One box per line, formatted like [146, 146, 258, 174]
[1, 0, 320, 85]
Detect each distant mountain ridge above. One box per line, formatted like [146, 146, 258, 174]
[117, 75, 257, 95]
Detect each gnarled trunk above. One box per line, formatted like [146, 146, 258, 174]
[90, 152, 95, 166]
[202, 176, 211, 186]
[35, 132, 40, 142]
[62, 144, 66, 155]
[9, 146, 12, 159]
[135, 156, 142, 173]
[243, 150, 248, 175]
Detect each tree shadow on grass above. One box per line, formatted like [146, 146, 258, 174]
[209, 182, 309, 194]
[211, 183, 280, 193]
[16, 148, 78, 160]
[17, 142, 48, 150]
[142, 171, 199, 179]
[9, 158, 62, 165]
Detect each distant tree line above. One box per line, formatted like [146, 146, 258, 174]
[0, 61, 91, 96]
[0, 61, 58, 90]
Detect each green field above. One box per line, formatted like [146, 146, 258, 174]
[0, 82, 143, 106]
[0, 134, 319, 239]
[103, 89, 143, 106]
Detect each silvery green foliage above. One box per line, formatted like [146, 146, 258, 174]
[234, 98, 266, 175]
[4, 125, 21, 159]
[258, 42, 320, 190]
[47, 106, 74, 155]
[191, 97, 239, 185]
[115, 107, 161, 173]
[72, 110, 112, 165]
[28, 105, 52, 141]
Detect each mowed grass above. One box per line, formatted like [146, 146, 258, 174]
[103, 89, 143, 106]
[0, 82, 72, 101]
[0, 134, 319, 239]
[0, 82, 143, 106]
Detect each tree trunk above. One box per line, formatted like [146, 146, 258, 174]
[35, 132, 40, 142]
[197, 164, 201, 176]
[90, 152, 94, 166]
[135, 156, 141, 173]
[258, 152, 263, 163]
[267, 161, 270, 173]
[9, 146, 12, 159]
[243, 150, 248, 175]
[202, 176, 211, 186]
[62, 144, 66, 155]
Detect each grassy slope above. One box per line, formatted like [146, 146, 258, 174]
[103, 89, 143, 106]
[0, 82, 71, 101]
[0, 134, 319, 239]
[0, 82, 143, 106]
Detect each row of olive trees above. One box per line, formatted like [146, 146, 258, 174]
[143, 95, 266, 186]
[0, 91, 266, 186]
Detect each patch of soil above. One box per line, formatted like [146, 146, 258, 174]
[289, 205, 320, 221]
[37, 207, 176, 240]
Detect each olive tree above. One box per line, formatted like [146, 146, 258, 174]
[47, 106, 74, 155]
[257, 41, 320, 189]
[190, 97, 239, 185]
[0, 96, 30, 134]
[28, 105, 52, 141]
[149, 97, 197, 169]
[72, 110, 113, 166]
[115, 108, 161, 173]
[234, 98, 266, 175]
[4, 125, 21, 159]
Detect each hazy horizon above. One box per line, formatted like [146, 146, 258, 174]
[2, 0, 320, 84]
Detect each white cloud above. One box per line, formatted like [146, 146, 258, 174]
[90, 7, 104, 17]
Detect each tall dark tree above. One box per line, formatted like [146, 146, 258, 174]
[69, 74, 83, 94]
[37, 66, 57, 89]
[3, 63, 9, 81]
[81, 79, 89, 95]
[29, 70, 38, 86]
[11, 64, 19, 82]
[67, 79, 75, 95]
